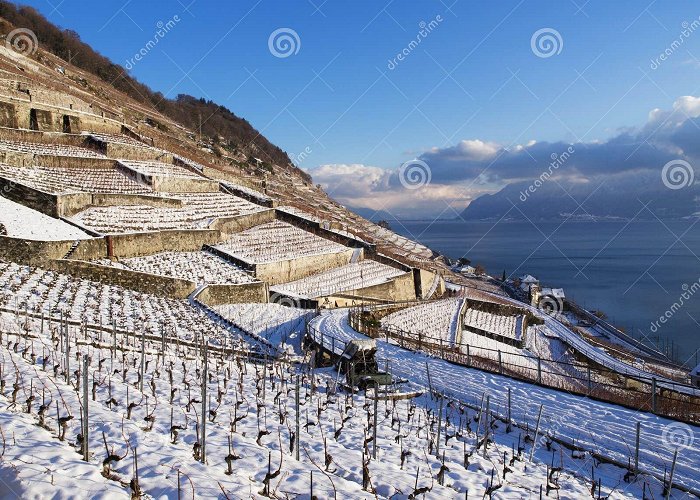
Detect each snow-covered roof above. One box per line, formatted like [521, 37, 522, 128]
[520, 274, 539, 283]
[541, 287, 565, 299]
[454, 265, 475, 274]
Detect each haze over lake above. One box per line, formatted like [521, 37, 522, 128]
[393, 219, 700, 365]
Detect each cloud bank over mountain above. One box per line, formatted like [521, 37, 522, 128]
[307, 96, 700, 220]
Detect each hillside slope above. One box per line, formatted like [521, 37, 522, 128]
[0, 2, 495, 288]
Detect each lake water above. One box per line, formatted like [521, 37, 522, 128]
[392, 219, 700, 366]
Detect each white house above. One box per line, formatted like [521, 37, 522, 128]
[540, 287, 565, 300]
[455, 265, 476, 275]
[519, 274, 539, 293]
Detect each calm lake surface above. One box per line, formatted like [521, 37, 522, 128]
[392, 219, 700, 365]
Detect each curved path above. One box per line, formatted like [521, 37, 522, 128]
[311, 309, 700, 496]
[495, 293, 700, 397]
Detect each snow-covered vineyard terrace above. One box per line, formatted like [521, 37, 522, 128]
[0, 56, 697, 499]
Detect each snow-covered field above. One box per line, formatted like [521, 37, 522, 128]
[118, 160, 203, 179]
[0, 196, 89, 241]
[0, 164, 152, 195]
[96, 251, 256, 286]
[462, 308, 523, 342]
[210, 303, 315, 353]
[0, 260, 244, 347]
[0, 139, 104, 158]
[271, 260, 405, 299]
[72, 192, 265, 233]
[382, 298, 464, 345]
[214, 220, 349, 264]
[0, 306, 668, 499]
[311, 309, 700, 497]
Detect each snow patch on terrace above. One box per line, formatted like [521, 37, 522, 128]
[0, 195, 89, 241]
[96, 251, 255, 285]
[382, 297, 464, 345]
[214, 220, 348, 264]
[272, 260, 405, 299]
[211, 303, 314, 354]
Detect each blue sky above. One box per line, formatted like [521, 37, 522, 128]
[19, 0, 700, 216]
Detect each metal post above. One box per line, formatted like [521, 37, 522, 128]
[200, 339, 207, 463]
[295, 375, 300, 461]
[161, 325, 166, 361]
[666, 448, 678, 500]
[587, 365, 592, 395]
[529, 404, 543, 462]
[65, 322, 70, 384]
[466, 344, 470, 367]
[651, 378, 657, 414]
[372, 382, 378, 459]
[436, 393, 443, 457]
[634, 422, 640, 475]
[536, 357, 542, 385]
[82, 354, 88, 461]
[498, 350, 502, 374]
[139, 329, 146, 393]
[507, 388, 512, 433]
[483, 395, 490, 457]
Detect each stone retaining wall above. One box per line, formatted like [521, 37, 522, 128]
[0, 236, 106, 265]
[46, 258, 195, 298]
[209, 209, 276, 234]
[108, 229, 222, 258]
[195, 282, 269, 306]
[318, 272, 417, 307]
[254, 248, 356, 285]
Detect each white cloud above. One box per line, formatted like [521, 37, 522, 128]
[307, 163, 482, 218]
[308, 96, 700, 218]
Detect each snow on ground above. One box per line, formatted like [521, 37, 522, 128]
[72, 192, 264, 233]
[0, 308, 657, 499]
[462, 308, 521, 342]
[271, 260, 405, 299]
[0, 164, 152, 195]
[382, 298, 464, 345]
[98, 251, 256, 285]
[0, 196, 89, 241]
[311, 309, 700, 497]
[466, 288, 700, 397]
[118, 160, 203, 179]
[210, 303, 314, 354]
[214, 220, 349, 264]
[0, 260, 246, 348]
[0, 406, 126, 499]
